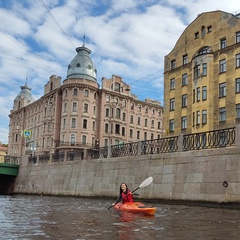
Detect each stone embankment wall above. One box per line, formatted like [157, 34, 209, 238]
[14, 146, 240, 203]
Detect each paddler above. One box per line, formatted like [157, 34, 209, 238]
[112, 183, 134, 206]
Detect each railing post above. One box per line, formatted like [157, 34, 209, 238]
[177, 134, 183, 152]
[108, 145, 111, 158]
[137, 141, 142, 156]
[235, 124, 240, 148]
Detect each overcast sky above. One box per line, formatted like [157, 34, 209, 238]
[0, 0, 239, 144]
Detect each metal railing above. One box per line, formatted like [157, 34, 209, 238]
[183, 127, 235, 151]
[141, 136, 178, 155]
[111, 142, 138, 157]
[32, 127, 237, 162]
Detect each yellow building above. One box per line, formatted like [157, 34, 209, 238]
[163, 10, 240, 136]
[8, 45, 163, 160]
[0, 144, 8, 163]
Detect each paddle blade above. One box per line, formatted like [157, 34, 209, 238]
[139, 176, 153, 188]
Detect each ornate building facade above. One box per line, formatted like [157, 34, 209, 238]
[163, 10, 240, 136]
[8, 45, 163, 160]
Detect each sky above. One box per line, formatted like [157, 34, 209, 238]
[0, 0, 240, 144]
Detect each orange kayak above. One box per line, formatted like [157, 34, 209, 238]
[114, 202, 156, 215]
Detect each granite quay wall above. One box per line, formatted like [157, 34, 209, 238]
[14, 146, 240, 203]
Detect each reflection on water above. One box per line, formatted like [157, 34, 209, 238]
[1, 195, 240, 239]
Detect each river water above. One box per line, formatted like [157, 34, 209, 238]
[1, 195, 240, 240]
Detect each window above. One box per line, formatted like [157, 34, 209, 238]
[170, 98, 175, 111]
[201, 26, 205, 38]
[219, 59, 226, 73]
[130, 115, 133, 124]
[182, 94, 187, 108]
[220, 38, 226, 49]
[195, 31, 199, 39]
[106, 95, 110, 102]
[219, 83, 226, 98]
[169, 119, 174, 132]
[122, 112, 126, 121]
[236, 78, 240, 93]
[115, 124, 120, 134]
[194, 64, 200, 79]
[84, 103, 88, 113]
[114, 82, 120, 92]
[145, 118, 148, 127]
[82, 135, 87, 145]
[202, 86, 207, 100]
[170, 78, 175, 90]
[151, 120, 154, 128]
[122, 127, 126, 136]
[152, 108, 155, 115]
[182, 74, 188, 86]
[106, 108, 110, 117]
[192, 112, 195, 126]
[183, 55, 188, 65]
[236, 104, 240, 118]
[65, 89, 68, 97]
[151, 133, 154, 140]
[181, 116, 187, 129]
[70, 134, 75, 145]
[131, 103, 134, 110]
[137, 131, 140, 139]
[202, 63, 207, 76]
[64, 103, 67, 112]
[93, 106, 96, 115]
[105, 123, 109, 133]
[83, 119, 87, 129]
[171, 60, 176, 69]
[145, 106, 148, 113]
[236, 53, 240, 68]
[92, 121, 95, 131]
[137, 117, 141, 125]
[202, 110, 207, 124]
[63, 118, 66, 129]
[116, 108, 121, 119]
[71, 118, 76, 128]
[130, 129, 133, 138]
[193, 89, 195, 103]
[72, 102, 77, 112]
[197, 87, 200, 101]
[84, 89, 89, 97]
[73, 88, 78, 96]
[236, 31, 240, 43]
[196, 111, 200, 125]
[219, 107, 226, 122]
[144, 132, 147, 140]
[158, 121, 161, 129]
[138, 105, 141, 112]
[207, 25, 212, 33]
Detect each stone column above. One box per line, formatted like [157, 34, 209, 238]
[235, 124, 240, 148]
[177, 134, 183, 152]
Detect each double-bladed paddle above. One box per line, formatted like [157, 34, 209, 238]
[108, 176, 153, 210]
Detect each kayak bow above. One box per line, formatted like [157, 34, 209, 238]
[114, 202, 156, 216]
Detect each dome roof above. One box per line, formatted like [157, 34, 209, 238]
[14, 83, 35, 106]
[67, 45, 97, 81]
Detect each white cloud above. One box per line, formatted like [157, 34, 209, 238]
[0, 0, 239, 144]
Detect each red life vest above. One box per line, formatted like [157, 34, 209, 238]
[121, 190, 133, 203]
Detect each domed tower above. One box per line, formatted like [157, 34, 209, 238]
[13, 83, 35, 111]
[59, 45, 100, 159]
[67, 45, 97, 81]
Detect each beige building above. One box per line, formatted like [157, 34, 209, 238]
[163, 10, 240, 136]
[0, 143, 8, 163]
[8, 45, 163, 160]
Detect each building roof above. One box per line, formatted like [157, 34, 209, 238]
[67, 45, 97, 82]
[14, 83, 35, 106]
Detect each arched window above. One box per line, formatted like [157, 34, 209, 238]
[73, 88, 78, 96]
